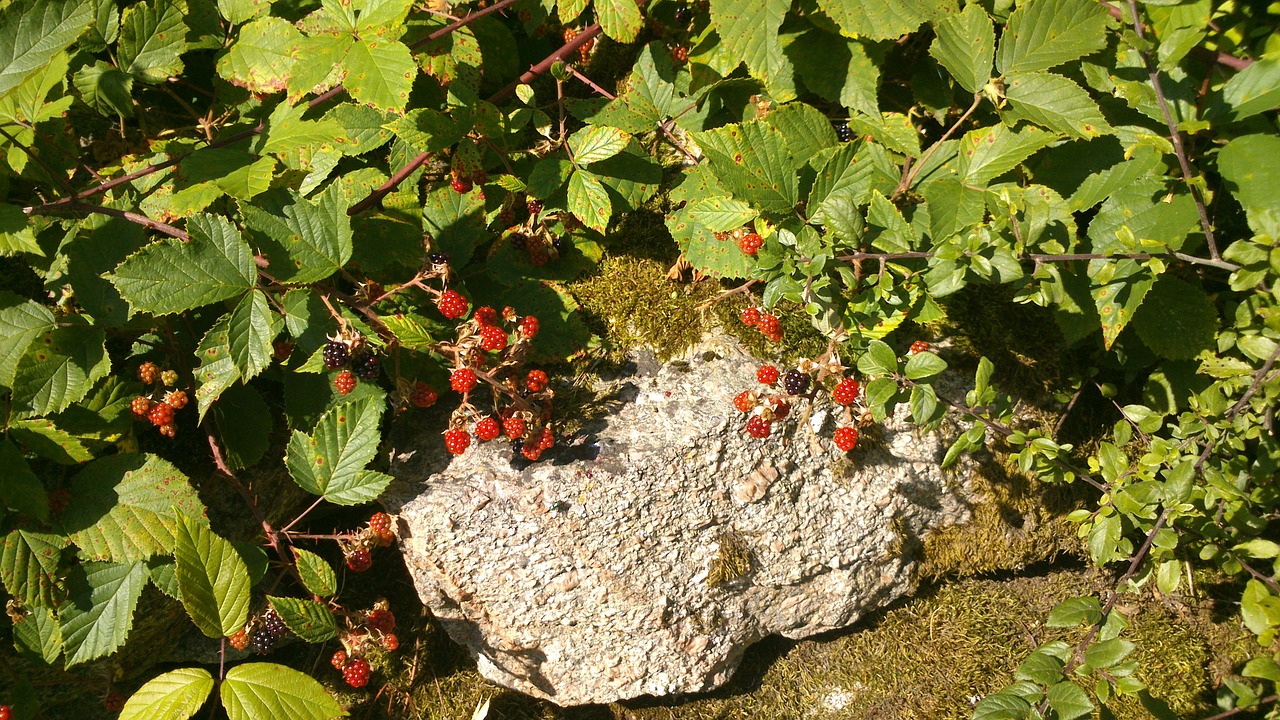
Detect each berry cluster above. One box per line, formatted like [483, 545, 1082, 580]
[835, 120, 853, 142]
[323, 331, 381, 395]
[735, 357, 865, 454]
[909, 340, 930, 355]
[130, 362, 189, 438]
[329, 600, 400, 689]
[233, 608, 290, 656]
[368, 511, 395, 547]
[740, 307, 784, 343]
[561, 26, 595, 61]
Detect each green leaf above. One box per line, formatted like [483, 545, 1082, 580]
[63, 453, 206, 563]
[567, 171, 613, 234]
[909, 383, 940, 425]
[257, 98, 347, 157]
[120, 668, 215, 720]
[1131, 276, 1216, 360]
[118, 0, 187, 83]
[0, 0, 93, 97]
[686, 196, 757, 233]
[59, 560, 147, 667]
[225, 290, 280, 381]
[1243, 657, 1280, 683]
[817, 0, 940, 41]
[0, 202, 40, 256]
[220, 663, 346, 720]
[1218, 134, 1280, 239]
[193, 314, 241, 422]
[809, 143, 888, 238]
[208, 384, 272, 471]
[1091, 260, 1155, 349]
[1084, 637, 1135, 669]
[1046, 681, 1094, 720]
[174, 512, 251, 638]
[995, 0, 1110, 74]
[0, 529, 66, 606]
[929, 3, 995, 94]
[570, 125, 629, 166]
[13, 605, 62, 665]
[904, 351, 947, 380]
[218, 0, 269, 24]
[267, 596, 338, 642]
[11, 325, 111, 416]
[708, 0, 793, 99]
[786, 30, 880, 115]
[596, 0, 643, 43]
[857, 340, 899, 376]
[1015, 650, 1065, 685]
[109, 213, 257, 316]
[1047, 596, 1102, 627]
[285, 396, 394, 505]
[216, 16, 300, 94]
[922, 179, 986, 241]
[292, 547, 337, 597]
[1234, 538, 1280, 560]
[0, 297, 55, 388]
[1003, 71, 1110, 140]
[973, 692, 1033, 720]
[1221, 56, 1280, 121]
[0, 438, 48, 520]
[959, 124, 1055, 186]
[1067, 148, 1163, 212]
[72, 61, 134, 117]
[241, 184, 352, 285]
[343, 37, 414, 113]
[764, 103, 837, 169]
[694, 121, 797, 214]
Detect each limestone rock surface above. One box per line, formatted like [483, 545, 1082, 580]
[383, 335, 979, 705]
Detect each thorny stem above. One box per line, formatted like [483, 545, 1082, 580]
[1096, 1, 1253, 70]
[1124, 0, 1221, 260]
[1202, 695, 1279, 720]
[893, 93, 983, 199]
[30, 201, 191, 240]
[489, 24, 603, 103]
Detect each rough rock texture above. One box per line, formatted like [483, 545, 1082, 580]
[383, 334, 981, 705]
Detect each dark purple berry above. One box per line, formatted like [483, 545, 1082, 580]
[430, 252, 450, 265]
[551, 236, 566, 252]
[835, 121, 853, 142]
[262, 610, 288, 637]
[322, 341, 349, 370]
[509, 233, 527, 251]
[673, 3, 691, 23]
[250, 628, 275, 654]
[354, 353, 380, 380]
[782, 370, 810, 396]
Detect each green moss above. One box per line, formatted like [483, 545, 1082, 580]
[707, 531, 754, 588]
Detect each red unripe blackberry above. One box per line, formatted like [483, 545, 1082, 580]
[562, 26, 579, 42]
[0, 705, 11, 720]
[229, 627, 250, 650]
[322, 340, 349, 369]
[738, 233, 763, 255]
[741, 308, 760, 326]
[334, 370, 357, 395]
[450, 368, 477, 393]
[527, 199, 543, 216]
[343, 658, 371, 688]
[164, 389, 188, 409]
[833, 377, 860, 405]
[331, 650, 347, 669]
[536, 426, 555, 450]
[475, 416, 501, 441]
[518, 315, 540, 338]
[757, 313, 781, 338]
[137, 361, 159, 384]
[381, 633, 399, 651]
[347, 549, 372, 572]
[770, 399, 791, 419]
[369, 512, 392, 535]
[526, 369, 549, 393]
[745, 416, 771, 438]
[105, 692, 125, 712]
[733, 391, 756, 413]
[444, 428, 471, 454]
[521, 443, 543, 461]
[757, 365, 779, 385]
[502, 415, 526, 440]
[158, 423, 177, 438]
[131, 396, 151, 417]
[480, 324, 509, 352]
[437, 289, 469, 320]
[451, 177, 472, 194]
[367, 608, 395, 633]
[671, 44, 689, 62]
[834, 426, 859, 452]
[474, 306, 498, 326]
[909, 340, 930, 355]
[410, 382, 438, 408]
[147, 402, 174, 426]
[782, 370, 810, 395]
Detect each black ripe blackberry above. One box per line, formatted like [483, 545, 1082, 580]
[673, 3, 691, 24]
[551, 236, 566, 252]
[430, 252, 450, 265]
[250, 628, 275, 654]
[509, 233, 527, 251]
[835, 121, 853, 142]
[782, 369, 810, 395]
[322, 341, 349, 370]
[511, 439, 524, 455]
[262, 611, 288, 637]
[354, 353, 380, 380]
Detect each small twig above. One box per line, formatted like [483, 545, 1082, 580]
[568, 65, 615, 100]
[1226, 343, 1280, 418]
[347, 151, 431, 215]
[1201, 695, 1279, 720]
[695, 279, 758, 311]
[1053, 385, 1085, 436]
[28, 201, 190, 241]
[831, 250, 1240, 272]
[893, 93, 983, 198]
[279, 496, 326, 534]
[489, 24, 603, 104]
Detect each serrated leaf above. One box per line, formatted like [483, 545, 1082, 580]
[809, 143, 881, 238]
[1046, 681, 1093, 720]
[118, 0, 188, 83]
[846, 111, 920, 156]
[1047, 596, 1102, 627]
[257, 98, 347, 157]
[0, 0, 93, 97]
[63, 453, 206, 562]
[1090, 259, 1155, 348]
[59, 560, 147, 667]
[995, 0, 1109, 74]
[11, 325, 110, 416]
[958, 124, 1055, 186]
[1015, 650, 1064, 685]
[1218, 134, 1280, 239]
[1004, 71, 1109, 139]
[596, 0, 642, 42]
[293, 547, 337, 597]
[241, 184, 352, 285]
[220, 663, 346, 720]
[208, 384, 272, 471]
[13, 605, 62, 664]
[929, 3, 994, 94]
[217, 16, 299, 93]
[1221, 56, 1280, 121]
[765, 103, 837, 169]
[174, 512, 251, 638]
[973, 692, 1032, 720]
[0, 203, 39, 256]
[109, 213, 256, 316]
[73, 61, 135, 117]
[567, 171, 612, 234]
[181, 147, 277, 200]
[1132, 276, 1216, 360]
[120, 668, 214, 720]
[686, 196, 757, 232]
[343, 37, 415, 113]
[817, 0, 940, 41]
[570, 125, 629, 166]
[922, 179, 986, 241]
[267, 596, 337, 642]
[694, 121, 797, 214]
[193, 314, 241, 422]
[708, 0, 793, 99]
[224, 290, 279, 381]
[0, 530, 66, 606]
[1068, 148, 1163, 212]
[285, 396, 392, 505]
[867, 190, 917, 251]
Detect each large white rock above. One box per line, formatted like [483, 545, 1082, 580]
[383, 335, 978, 705]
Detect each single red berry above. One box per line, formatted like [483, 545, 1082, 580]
[147, 402, 174, 427]
[579, 37, 595, 61]
[909, 340, 930, 355]
[158, 423, 177, 438]
[369, 512, 391, 535]
[480, 324, 509, 352]
[381, 633, 399, 651]
[757, 366, 779, 385]
[526, 369, 549, 393]
[671, 44, 689, 62]
[503, 415, 526, 440]
[521, 443, 543, 461]
[105, 691, 125, 712]
[475, 416, 501, 441]
[0, 706, 10, 720]
[518, 315, 540, 339]
[527, 199, 543, 216]
[335, 370, 357, 395]
[229, 627, 250, 651]
[410, 382, 438, 408]
[738, 233, 763, 255]
[444, 428, 471, 454]
[757, 314, 782, 342]
[741, 307, 761, 326]
[347, 549, 372, 572]
[733, 391, 756, 413]
[331, 649, 348, 669]
[437, 289, 469, 320]
[164, 389, 188, 409]
[131, 396, 151, 417]
[833, 377, 860, 405]
[450, 368, 477, 393]
[367, 608, 396, 633]
[562, 26, 579, 42]
[536, 426, 554, 450]
[745, 416, 771, 439]
[834, 426, 859, 452]
[474, 306, 498, 326]
[451, 177, 472, 194]
[137, 361, 159, 384]
[770, 399, 791, 419]
[343, 658, 371, 688]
